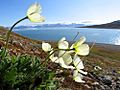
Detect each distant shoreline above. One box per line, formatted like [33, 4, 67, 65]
[79, 26, 120, 29]
[79, 20, 120, 29]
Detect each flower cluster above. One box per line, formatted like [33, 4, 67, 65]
[3, 2, 91, 89]
[6, 2, 90, 84]
[42, 36, 89, 83]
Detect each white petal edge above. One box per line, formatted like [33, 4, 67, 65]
[78, 69, 88, 75]
[73, 70, 85, 83]
[75, 44, 89, 56]
[58, 41, 69, 49]
[59, 37, 66, 42]
[58, 51, 72, 65]
[27, 3, 41, 16]
[58, 37, 69, 49]
[28, 13, 45, 22]
[59, 58, 74, 69]
[50, 56, 59, 63]
[62, 53, 72, 65]
[73, 54, 84, 69]
[42, 42, 51, 52]
[74, 36, 86, 48]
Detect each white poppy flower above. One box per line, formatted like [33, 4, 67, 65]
[50, 56, 59, 63]
[59, 51, 72, 65]
[59, 57, 74, 69]
[58, 37, 69, 49]
[73, 70, 85, 83]
[49, 50, 74, 69]
[75, 44, 89, 56]
[71, 36, 89, 56]
[73, 54, 87, 75]
[27, 3, 45, 22]
[73, 54, 84, 70]
[74, 36, 86, 48]
[49, 50, 59, 63]
[73, 55, 87, 83]
[42, 42, 52, 52]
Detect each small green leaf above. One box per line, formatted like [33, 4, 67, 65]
[5, 68, 17, 84]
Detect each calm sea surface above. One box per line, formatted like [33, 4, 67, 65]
[13, 27, 120, 45]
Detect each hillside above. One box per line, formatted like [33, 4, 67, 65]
[0, 26, 44, 57]
[14, 23, 85, 29]
[81, 20, 120, 29]
[0, 26, 120, 90]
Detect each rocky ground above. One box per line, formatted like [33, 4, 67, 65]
[0, 27, 120, 90]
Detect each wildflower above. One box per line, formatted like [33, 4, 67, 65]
[71, 36, 89, 56]
[73, 70, 85, 83]
[49, 50, 59, 63]
[73, 54, 87, 75]
[49, 37, 74, 69]
[50, 50, 74, 69]
[73, 55, 87, 83]
[58, 57, 74, 69]
[27, 3, 45, 22]
[57, 37, 74, 69]
[59, 51, 72, 65]
[49, 50, 74, 69]
[58, 37, 69, 49]
[58, 37, 72, 66]
[42, 42, 52, 52]
[73, 54, 84, 70]
[59, 51, 74, 68]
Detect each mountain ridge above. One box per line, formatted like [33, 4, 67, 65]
[14, 23, 85, 29]
[80, 20, 120, 29]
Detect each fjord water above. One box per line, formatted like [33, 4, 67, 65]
[14, 27, 120, 45]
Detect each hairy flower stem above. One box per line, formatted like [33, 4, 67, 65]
[42, 49, 57, 67]
[5, 16, 28, 49]
[72, 32, 80, 41]
[3, 16, 28, 57]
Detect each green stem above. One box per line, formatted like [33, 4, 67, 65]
[42, 49, 57, 67]
[2, 16, 28, 59]
[5, 16, 28, 50]
[59, 48, 74, 51]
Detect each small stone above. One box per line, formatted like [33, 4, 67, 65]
[104, 85, 111, 90]
[101, 75, 112, 85]
[115, 84, 120, 90]
[102, 79, 112, 85]
[84, 84, 91, 89]
[92, 82, 99, 85]
[116, 81, 120, 84]
[104, 75, 112, 80]
[112, 70, 116, 73]
[94, 66, 102, 71]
